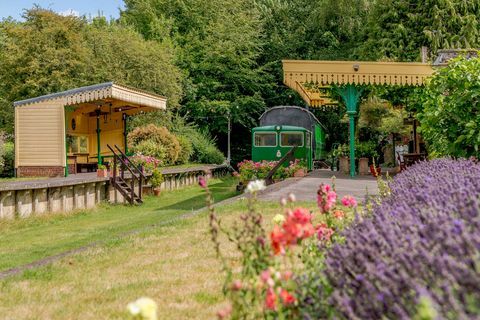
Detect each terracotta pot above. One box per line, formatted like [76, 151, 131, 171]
[97, 169, 108, 178]
[153, 188, 161, 196]
[293, 169, 306, 177]
[358, 158, 369, 175]
[339, 156, 350, 174]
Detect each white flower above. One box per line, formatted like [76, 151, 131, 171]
[127, 297, 158, 320]
[246, 180, 266, 193]
[287, 193, 296, 202]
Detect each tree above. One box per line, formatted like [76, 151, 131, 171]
[122, 0, 269, 163]
[360, 0, 480, 61]
[418, 56, 480, 158]
[0, 8, 183, 134]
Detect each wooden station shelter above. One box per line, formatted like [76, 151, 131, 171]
[14, 82, 167, 177]
[282, 60, 435, 177]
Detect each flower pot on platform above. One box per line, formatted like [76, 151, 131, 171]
[97, 168, 108, 178]
[339, 156, 350, 174]
[358, 158, 369, 175]
[293, 169, 306, 177]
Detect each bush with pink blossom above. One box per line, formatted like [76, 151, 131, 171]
[200, 178, 357, 319]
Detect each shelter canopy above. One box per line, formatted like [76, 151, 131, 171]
[282, 60, 434, 107]
[14, 82, 167, 110]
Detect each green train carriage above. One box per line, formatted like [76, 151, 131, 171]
[251, 106, 326, 171]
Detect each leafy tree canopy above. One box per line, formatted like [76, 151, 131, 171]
[418, 56, 480, 158]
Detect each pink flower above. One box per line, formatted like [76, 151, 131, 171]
[316, 223, 334, 241]
[260, 269, 271, 283]
[198, 176, 207, 188]
[216, 304, 232, 319]
[231, 280, 242, 291]
[341, 195, 357, 208]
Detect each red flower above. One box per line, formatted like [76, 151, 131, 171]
[280, 288, 296, 306]
[291, 208, 311, 224]
[270, 225, 286, 255]
[265, 288, 277, 310]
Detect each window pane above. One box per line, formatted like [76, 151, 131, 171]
[71, 136, 79, 153]
[255, 133, 276, 146]
[79, 136, 88, 153]
[281, 133, 303, 147]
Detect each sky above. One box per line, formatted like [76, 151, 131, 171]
[0, 0, 125, 20]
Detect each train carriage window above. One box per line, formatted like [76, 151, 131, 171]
[280, 132, 304, 147]
[254, 132, 277, 147]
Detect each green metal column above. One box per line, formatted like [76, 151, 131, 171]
[336, 84, 363, 177]
[123, 113, 128, 154]
[96, 109, 102, 165]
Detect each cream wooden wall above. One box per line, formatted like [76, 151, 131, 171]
[15, 101, 66, 167]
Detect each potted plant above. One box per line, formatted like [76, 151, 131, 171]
[356, 142, 377, 175]
[150, 168, 163, 196]
[333, 144, 349, 174]
[97, 164, 108, 178]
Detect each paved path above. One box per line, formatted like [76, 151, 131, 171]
[259, 170, 379, 202]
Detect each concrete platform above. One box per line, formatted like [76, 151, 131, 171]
[259, 170, 379, 202]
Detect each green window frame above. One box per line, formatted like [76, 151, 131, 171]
[280, 132, 304, 147]
[254, 132, 277, 147]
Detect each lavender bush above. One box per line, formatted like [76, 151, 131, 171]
[300, 158, 480, 319]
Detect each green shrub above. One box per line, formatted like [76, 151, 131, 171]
[176, 135, 193, 164]
[128, 124, 181, 165]
[0, 137, 5, 174]
[130, 111, 225, 165]
[149, 168, 164, 188]
[131, 140, 167, 166]
[190, 131, 225, 164]
[418, 56, 480, 158]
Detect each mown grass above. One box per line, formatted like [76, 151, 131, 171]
[0, 195, 317, 319]
[0, 177, 238, 271]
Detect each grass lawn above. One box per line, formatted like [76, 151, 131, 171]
[0, 177, 238, 272]
[0, 183, 317, 319]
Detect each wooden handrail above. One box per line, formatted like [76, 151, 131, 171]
[107, 145, 137, 178]
[265, 146, 298, 185]
[114, 144, 147, 180]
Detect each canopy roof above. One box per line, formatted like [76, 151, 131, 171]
[14, 82, 167, 110]
[282, 60, 435, 107]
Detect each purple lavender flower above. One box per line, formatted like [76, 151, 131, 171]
[299, 158, 480, 319]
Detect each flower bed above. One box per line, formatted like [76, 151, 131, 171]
[236, 159, 307, 184]
[300, 158, 480, 319]
[202, 177, 358, 319]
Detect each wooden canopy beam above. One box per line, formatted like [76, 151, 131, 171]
[283, 60, 435, 107]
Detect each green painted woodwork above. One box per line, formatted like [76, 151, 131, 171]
[251, 125, 316, 170]
[336, 84, 364, 177]
[96, 111, 102, 165]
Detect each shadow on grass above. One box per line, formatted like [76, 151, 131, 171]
[157, 179, 238, 211]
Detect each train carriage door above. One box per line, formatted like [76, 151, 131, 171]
[306, 131, 312, 171]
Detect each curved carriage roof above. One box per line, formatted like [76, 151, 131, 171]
[259, 106, 326, 131]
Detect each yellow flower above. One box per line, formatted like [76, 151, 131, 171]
[272, 214, 286, 225]
[127, 297, 158, 320]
